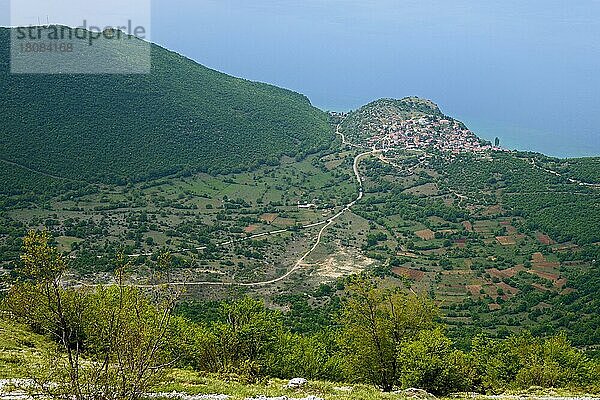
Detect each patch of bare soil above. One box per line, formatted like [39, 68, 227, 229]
[496, 236, 517, 245]
[415, 229, 436, 240]
[313, 244, 376, 281]
[260, 213, 279, 223]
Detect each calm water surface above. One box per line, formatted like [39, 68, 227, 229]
[152, 0, 600, 158]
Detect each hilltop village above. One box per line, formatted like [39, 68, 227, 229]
[366, 115, 499, 153]
[334, 109, 502, 154]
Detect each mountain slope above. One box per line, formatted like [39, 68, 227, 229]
[0, 27, 332, 185]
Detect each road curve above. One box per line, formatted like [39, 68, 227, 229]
[85, 125, 376, 288]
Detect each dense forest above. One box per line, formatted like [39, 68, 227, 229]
[0, 27, 333, 186]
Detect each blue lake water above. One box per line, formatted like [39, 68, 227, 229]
[150, 0, 600, 158]
[2, 0, 599, 158]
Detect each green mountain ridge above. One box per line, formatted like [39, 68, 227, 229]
[0, 26, 332, 185]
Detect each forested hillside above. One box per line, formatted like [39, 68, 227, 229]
[0, 27, 332, 186]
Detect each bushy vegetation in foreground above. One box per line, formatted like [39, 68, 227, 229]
[2, 231, 599, 399]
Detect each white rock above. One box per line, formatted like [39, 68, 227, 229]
[245, 397, 323, 400]
[333, 386, 353, 392]
[286, 378, 308, 389]
[147, 392, 229, 400]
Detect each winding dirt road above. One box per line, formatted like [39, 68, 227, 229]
[88, 125, 376, 288]
[528, 158, 600, 189]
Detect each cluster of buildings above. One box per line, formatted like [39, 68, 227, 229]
[329, 111, 349, 119]
[362, 114, 500, 154]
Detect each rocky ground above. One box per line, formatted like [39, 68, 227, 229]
[1, 379, 599, 400]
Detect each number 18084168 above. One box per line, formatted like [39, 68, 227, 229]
[19, 42, 74, 53]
